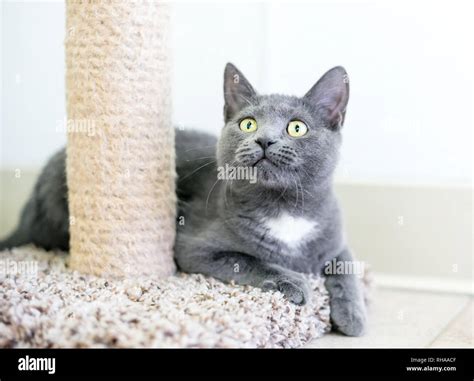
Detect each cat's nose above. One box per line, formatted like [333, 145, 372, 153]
[255, 138, 276, 149]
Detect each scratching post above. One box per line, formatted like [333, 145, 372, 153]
[65, 1, 176, 278]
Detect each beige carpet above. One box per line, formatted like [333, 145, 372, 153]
[0, 246, 370, 348]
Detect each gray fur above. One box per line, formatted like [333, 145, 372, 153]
[1, 63, 367, 336]
[1, 150, 69, 251]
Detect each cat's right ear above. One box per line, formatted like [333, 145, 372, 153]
[223, 63, 256, 122]
[304, 66, 350, 130]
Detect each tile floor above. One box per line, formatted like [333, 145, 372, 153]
[306, 287, 473, 348]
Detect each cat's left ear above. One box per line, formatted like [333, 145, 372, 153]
[303, 66, 349, 130]
[223, 63, 257, 122]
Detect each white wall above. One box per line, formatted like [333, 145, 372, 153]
[171, 3, 267, 134]
[263, 1, 473, 186]
[2, 0, 473, 187]
[2, 1, 66, 169]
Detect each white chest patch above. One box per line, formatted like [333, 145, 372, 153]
[263, 213, 318, 249]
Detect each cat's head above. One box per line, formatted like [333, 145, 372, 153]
[217, 63, 349, 190]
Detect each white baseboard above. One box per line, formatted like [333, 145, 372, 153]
[374, 272, 473, 295]
[334, 182, 473, 281]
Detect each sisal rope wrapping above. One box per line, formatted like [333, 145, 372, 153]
[66, 0, 176, 278]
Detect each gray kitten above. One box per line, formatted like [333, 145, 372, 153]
[1, 63, 367, 336]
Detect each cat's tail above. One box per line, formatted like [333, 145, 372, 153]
[0, 228, 32, 251]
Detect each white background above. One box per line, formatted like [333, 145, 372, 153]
[2, 0, 473, 187]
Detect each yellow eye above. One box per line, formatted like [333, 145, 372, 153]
[287, 120, 308, 137]
[239, 118, 258, 133]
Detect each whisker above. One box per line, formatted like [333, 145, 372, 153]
[205, 178, 221, 214]
[295, 167, 314, 197]
[184, 145, 216, 153]
[179, 160, 216, 182]
[292, 175, 299, 210]
[224, 159, 241, 210]
[298, 177, 305, 212]
[224, 179, 233, 210]
[186, 155, 216, 162]
[273, 181, 289, 205]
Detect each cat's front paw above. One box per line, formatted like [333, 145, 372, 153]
[261, 273, 310, 306]
[330, 297, 367, 336]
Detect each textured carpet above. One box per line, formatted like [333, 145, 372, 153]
[0, 246, 370, 348]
